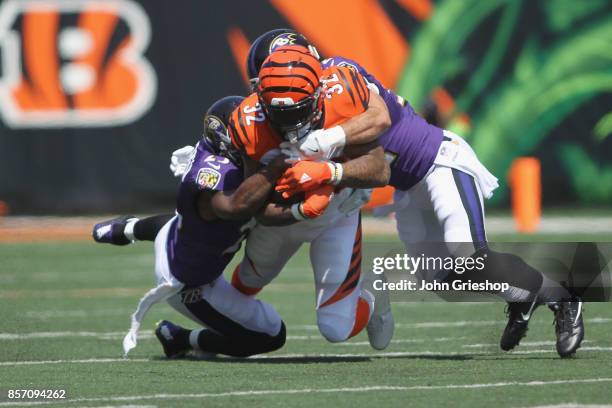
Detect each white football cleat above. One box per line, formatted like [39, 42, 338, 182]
[362, 271, 394, 350]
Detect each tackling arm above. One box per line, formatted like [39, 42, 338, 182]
[298, 92, 390, 159]
[257, 185, 336, 226]
[338, 92, 390, 145]
[197, 156, 288, 221]
[337, 141, 390, 188]
[255, 203, 296, 226]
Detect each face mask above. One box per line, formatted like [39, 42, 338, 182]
[283, 122, 313, 144]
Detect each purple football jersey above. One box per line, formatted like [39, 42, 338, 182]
[166, 140, 250, 287]
[322, 56, 444, 190]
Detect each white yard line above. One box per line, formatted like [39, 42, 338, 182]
[0, 331, 461, 344]
[394, 318, 612, 329]
[392, 302, 488, 307]
[2, 346, 612, 367]
[24, 309, 131, 319]
[0, 358, 149, 366]
[1, 378, 612, 406]
[463, 340, 593, 349]
[363, 215, 612, 235]
[337, 337, 465, 346]
[73, 406, 157, 408]
[497, 346, 612, 354]
[2, 214, 611, 235]
[585, 317, 612, 324]
[395, 320, 502, 328]
[520, 405, 612, 408]
[486, 216, 612, 235]
[347, 318, 612, 330]
[0, 332, 155, 341]
[290, 321, 511, 331]
[251, 347, 612, 358]
[2, 316, 611, 339]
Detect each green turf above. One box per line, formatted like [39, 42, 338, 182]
[0, 232, 611, 407]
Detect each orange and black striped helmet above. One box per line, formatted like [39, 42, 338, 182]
[257, 45, 323, 142]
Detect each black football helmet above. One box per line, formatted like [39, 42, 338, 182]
[246, 28, 321, 91]
[203, 96, 244, 166]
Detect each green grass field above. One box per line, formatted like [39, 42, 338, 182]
[1, 227, 612, 407]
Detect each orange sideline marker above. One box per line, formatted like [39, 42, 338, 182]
[509, 157, 541, 233]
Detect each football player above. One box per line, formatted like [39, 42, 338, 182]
[94, 96, 333, 359]
[226, 45, 396, 350]
[241, 29, 584, 358]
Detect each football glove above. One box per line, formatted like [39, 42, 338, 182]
[276, 160, 343, 198]
[169, 145, 195, 177]
[291, 184, 335, 220]
[298, 126, 346, 160]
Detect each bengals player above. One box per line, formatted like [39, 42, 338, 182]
[228, 45, 395, 349]
[229, 45, 390, 219]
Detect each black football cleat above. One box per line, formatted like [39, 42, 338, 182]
[554, 298, 584, 358]
[155, 320, 190, 359]
[500, 300, 538, 351]
[92, 215, 138, 245]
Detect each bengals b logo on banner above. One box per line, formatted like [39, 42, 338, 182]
[0, 0, 157, 128]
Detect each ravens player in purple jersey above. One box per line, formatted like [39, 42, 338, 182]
[94, 96, 295, 358]
[242, 29, 584, 358]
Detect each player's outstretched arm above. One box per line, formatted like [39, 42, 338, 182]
[338, 140, 390, 188]
[298, 92, 390, 159]
[255, 203, 296, 226]
[338, 92, 390, 145]
[198, 156, 288, 221]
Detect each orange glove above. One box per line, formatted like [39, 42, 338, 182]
[276, 160, 342, 198]
[291, 185, 335, 220]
